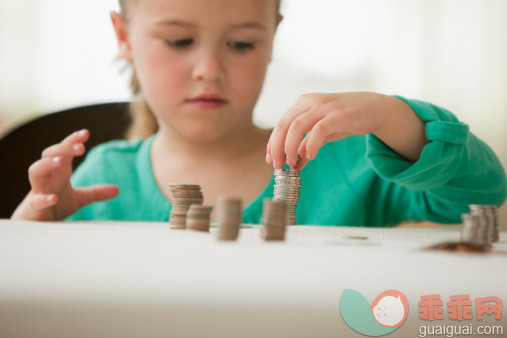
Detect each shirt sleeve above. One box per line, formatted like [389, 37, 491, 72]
[365, 96, 507, 224]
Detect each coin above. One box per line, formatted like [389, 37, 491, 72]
[261, 199, 288, 241]
[216, 197, 242, 241]
[187, 205, 213, 232]
[461, 213, 490, 245]
[469, 204, 499, 243]
[273, 169, 302, 226]
[169, 184, 204, 229]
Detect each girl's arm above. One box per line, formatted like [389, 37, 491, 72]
[267, 92, 506, 224]
[266, 92, 429, 169]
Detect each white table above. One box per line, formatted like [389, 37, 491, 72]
[0, 220, 506, 338]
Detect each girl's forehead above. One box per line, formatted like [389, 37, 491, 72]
[130, 0, 277, 26]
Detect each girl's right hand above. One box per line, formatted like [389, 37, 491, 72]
[11, 129, 119, 221]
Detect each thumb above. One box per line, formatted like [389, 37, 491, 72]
[75, 184, 120, 208]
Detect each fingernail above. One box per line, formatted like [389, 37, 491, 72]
[73, 144, 82, 151]
[78, 129, 87, 137]
[306, 153, 313, 160]
[52, 157, 61, 163]
[266, 152, 272, 163]
[46, 195, 54, 202]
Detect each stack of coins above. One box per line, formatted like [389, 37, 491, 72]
[273, 169, 302, 225]
[461, 213, 490, 245]
[469, 204, 499, 243]
[186, 205, 213, 232]
[261, 199, 288, 241]
[216, 197, 242, 241]
[169, 184, 204, 229]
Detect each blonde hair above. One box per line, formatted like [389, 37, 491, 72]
[118, 0, 282, 139]
[118, 0, 157, 139]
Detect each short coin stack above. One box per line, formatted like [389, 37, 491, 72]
[169, 184, 204, 229]
[273, 169, 302, 225]
[216, 197, 242, 241]
[261, 199, 288, 241]
[461, 213, 490, 245]
[469, 204, 499, 243]
[186, 205, 213, 232]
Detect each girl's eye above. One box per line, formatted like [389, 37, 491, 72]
[228, 41, 255, 51]
[166, 39, 194, 48]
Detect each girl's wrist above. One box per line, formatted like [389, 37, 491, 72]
[371, 94, 398, 137]
[371, 95, 427, 162]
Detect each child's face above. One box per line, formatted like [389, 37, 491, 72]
[116, 0, 279, 142]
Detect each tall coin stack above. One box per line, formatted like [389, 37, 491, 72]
[186, 205, 213, 232]
[216, 197, 242, 241]
[273, 169, 302, 225]
[469, 204, 499, 243]
[169, 184, 204, 229]
[461, 213, 490, 245]
[261, 199, 288, 241]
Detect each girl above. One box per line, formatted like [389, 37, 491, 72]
[12, 0, 506, 225]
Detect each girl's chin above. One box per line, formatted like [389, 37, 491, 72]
[160, 116, 252, 143]
[177, 125, 235, 143]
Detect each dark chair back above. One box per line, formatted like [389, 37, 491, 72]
[0, 102, 131, 218]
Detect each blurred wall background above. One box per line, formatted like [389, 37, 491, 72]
[1, 0, 506, 227]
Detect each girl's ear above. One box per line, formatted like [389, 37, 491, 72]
[276, 14, 284, 27]
[111, 11, 133, 62]
[269, 15, 283, 63]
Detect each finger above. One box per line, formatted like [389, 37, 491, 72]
[42, 143, 86, 161]
[269, 124, 286, 169]
[294, 155, 310, 170]
[75, 185, 120, 208]
[284, 109, 325, 168]
[293, 135, 310, 170]
[29, 194, 59, 211]
[298, 132, 309, 156]
[28, 156, 65, 189]
[270, 96, 312, 169]
[265, 151, 272, 164]
[265, 136, 273, 164]
[306, 117, 350, 160]
[42, 129, 89, 158]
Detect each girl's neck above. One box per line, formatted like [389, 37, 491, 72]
[153, 122, 269, 165]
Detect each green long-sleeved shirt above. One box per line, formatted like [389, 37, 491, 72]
[67, 97, 507, 226]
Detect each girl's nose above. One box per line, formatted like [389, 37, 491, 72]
[192, 49, 226, 83]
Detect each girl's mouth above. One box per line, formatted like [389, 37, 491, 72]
[186, 94, 228, 109]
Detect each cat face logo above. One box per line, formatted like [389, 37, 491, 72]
[371, 290, 408, 328]
[340, 289, 409, 336]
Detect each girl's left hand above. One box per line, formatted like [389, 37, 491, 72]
[266, 92, 389, 170]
